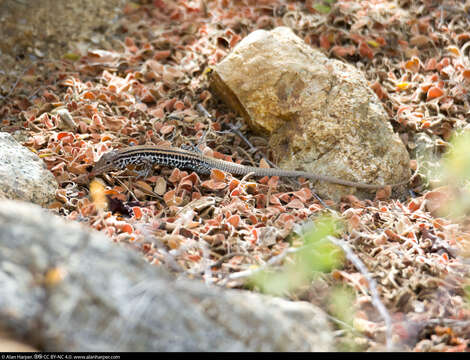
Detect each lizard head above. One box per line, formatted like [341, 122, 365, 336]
[90, 150, 118, 177]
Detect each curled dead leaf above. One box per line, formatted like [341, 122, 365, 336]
[210, 169, 226, 181]
[404, 57, 420, 72]
[427, 87, 444, 100]
[201, 179, 227, 190]
[424, 187, 453, 216]
[374, 186, 392, 201]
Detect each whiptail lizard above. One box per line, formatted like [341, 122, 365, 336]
[91, 145, 409, 190]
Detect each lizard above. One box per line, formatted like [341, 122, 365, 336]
[90, 145, 410, 190]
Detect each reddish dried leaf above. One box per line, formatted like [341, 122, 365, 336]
[424, 187, 453, 215]
[173, 100, 185, 111]
[187, 254, 201, 262]
[370, 81, 385, 100]
[132, 206, 143, 220]
[163, 189, 183, 206]
[212, 151, 226, 160]
[259, 158, 270, 168]
[285, 198, 304, 209]
[160, 124, 174, 135]
[179, 178, 195, 191]
[168, 168, 183, 182]
[48, 201, 63, 210]
[227, 214, 240, 227]
[292, 187, 312, 202]
[385, 229, 400, 241]
[210, 169, 226, 181]
[248, 214, 258, 225]
[331, 45, 356, 57]
[427, 87, 444, 100]
[120, 223, 133, 234]
[68, 163, 89, 175]
[436, 57, 450, 71]
[228, 179, 240, 191]
[82, 91, 96, 100]
[349, 34, 364, 44]
[408, 198, 423, 212]
[424, 58, 437, 71]
[154, 50, 171, 60]
[374, 186, 391, 200]
[255, 194, 267, 208]
[420, 83, 432, 92]
[359, 42, 374, 59]
[319, 34, 330, 50]
[462, 69, 470, 81]
[267, 176, 279, 188]
[409, 35, 432, 47]
[404, 57, 420, 72]
[201, 179, 227, 190]
[348, 214, 362, 230]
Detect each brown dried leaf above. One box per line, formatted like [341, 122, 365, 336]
[154, 176, 167, 195]
[259, 158, 270, 168]
[201, 179, 227, 190]
[134, 180, 153, 193]
[374, 186, 391, 200]
[210, 169, 226, 181]
[409, 35, 432, 47]
[285, 198, 304, 209]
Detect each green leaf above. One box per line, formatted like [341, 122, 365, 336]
[250, 215, 343, 295]
[313, 3, 331, 14]
[62, 53, 81, 61]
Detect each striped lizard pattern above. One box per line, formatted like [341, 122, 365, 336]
[91, 145, 409, 190]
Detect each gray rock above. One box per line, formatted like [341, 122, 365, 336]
[210, 27, 410, 200]
[0, 132, 57, 206]
[0, 200, 334, 351]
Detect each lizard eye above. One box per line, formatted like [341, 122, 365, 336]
[106, 160, 112, 165]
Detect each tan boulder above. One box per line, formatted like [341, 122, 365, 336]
[210, 27, 410, 199]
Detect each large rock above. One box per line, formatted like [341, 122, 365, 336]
[0, 132, 57, 206]
[210, 27, 410, 199]
[0, 200, 334, 351]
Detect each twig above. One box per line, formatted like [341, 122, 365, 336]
[240, 171, 256, 183]
[227, 122, 279, 168]
[210, 252, 257, 269]
[114, 176, 139, 202]
[227, 246, 302, 280]
[424, 318, 470, 327]
[196, 103, 212, 119]
[327, 235, 395, 352]
[326, 314, 362, 335]
[196, 103, 214, 146]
